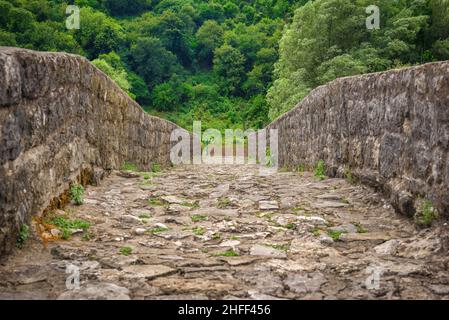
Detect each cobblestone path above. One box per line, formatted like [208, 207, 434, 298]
[1, 164, 448, 299]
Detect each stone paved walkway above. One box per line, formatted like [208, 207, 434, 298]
[1, 164, 449, 299]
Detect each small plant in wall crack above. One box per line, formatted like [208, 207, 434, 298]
[70, 183, 85, 205]
[16, 224, 29, 249]
[314, 160, 326, 180]
[151, 163, 161, 173]
[415, 199, 438, 227]
[121, 162, 139, 172]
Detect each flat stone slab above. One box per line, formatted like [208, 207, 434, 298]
[315, 194, 343, 201]
[218, 256, 262, 266]
[250, 244, 287, 258]
[329, 224, 358, 234]
[296, 215, 327, 225]
[313, 201, 349, 208]
[219, 240, 241, 247]
[161, 195, 191, 204]
[121, 265, 175, 280]
[57, 283, 130, 300]
[374, 239, 401, 255]
[259, 201, 279, 210]
[191, 208, 239, 218]
[340, 232, 392, 243]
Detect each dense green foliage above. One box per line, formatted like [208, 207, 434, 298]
[268, 0, 449, 120]
[1, 0, 448, 129]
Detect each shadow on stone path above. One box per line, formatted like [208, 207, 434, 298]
[1, 164, 449, 299]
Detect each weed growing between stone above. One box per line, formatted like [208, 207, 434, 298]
[327, 230, 345, 241]
[16, 224, 29, 248]
[119, 246, 133, 255]
[415, 200, 438, 227]
[121, 162, 139, 172]
[314, 160, 326, 180]
[47, 215, 91, 240]
[213, 249, 239, 257]
[70, 183, 85, 205]
[151, 163, 161, 173]
[191, 214, 208, 222]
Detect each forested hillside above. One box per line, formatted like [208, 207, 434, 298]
[1, 0, 448, 129]
[267, 0, 449, 120]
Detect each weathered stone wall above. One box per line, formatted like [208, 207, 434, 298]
[268, 61, 449, 219]
[0, 47, 181, 256]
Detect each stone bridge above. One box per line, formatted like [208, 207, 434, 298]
[0, 47, 448, 299]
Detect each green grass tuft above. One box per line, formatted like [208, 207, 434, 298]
[138, 213, 151, 219]
[327, 230, 345, 241]
[121, 162, 139, 172]
[217, 197, 231, 208]
[148, 226, 169, 234]
[47, 215, 91, 240]
[415, 200, 437, 227]
[213, 249, 239, 257]
[148, 197, 165, 206]
[119, 246, 132, 255]
[314, 160, 326, 180]
[352, 222, 367, 233]
[345, 168, 356, 184]
[191, 214, 208, 222]
[70, 183, 85, 205]
[192, 226, 206, 235]
[16, 224, 29, 248]
[151, 163, 161, 173]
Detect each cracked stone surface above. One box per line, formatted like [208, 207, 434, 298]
[1, 164, 449, 300]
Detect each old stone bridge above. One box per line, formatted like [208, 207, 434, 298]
[0, 47, 448, 299]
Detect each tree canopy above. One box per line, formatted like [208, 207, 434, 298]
[1, 0, 448, 130]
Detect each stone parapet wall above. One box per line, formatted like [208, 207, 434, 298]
[0, 47, 181, 256]
[268, 61, 449, 219]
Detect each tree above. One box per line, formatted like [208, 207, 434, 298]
[243, 47, 278, 95]
[433, 39, 449, 60]
[0, 1, 12, 28]
[92, 57, 133, 97]
[103, 0, 150, 16]
[7, 7, 35, 33]
[128, 72, 151, 105]
[316, 54, 366, 84]
[19, 21, 81, 53]
[196, 20, 224, 67]
[150, 76, 188, 111]
[146, 10, 194, 66]
[0, 30, 17, 46]
[75, 7, 124, 59]
[213, 44, 246, 95]
[128, 37, 179, 89]
[223, 2, 238, 19]
[197, 2, 224, 24]
[430, 0, 449, 39]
